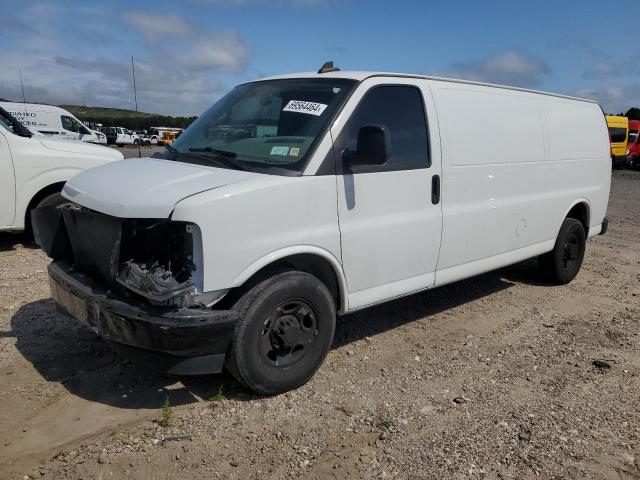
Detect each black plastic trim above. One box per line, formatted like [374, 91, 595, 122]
[48, 261, 239, 362]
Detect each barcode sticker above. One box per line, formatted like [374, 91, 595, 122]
[283, 100, 328, 116]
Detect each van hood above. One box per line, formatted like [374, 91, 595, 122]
[39, 137, 123, 160]
[62, 157, 266, 218]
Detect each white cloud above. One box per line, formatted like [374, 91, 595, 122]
[582, 62, 627, 81]
[446, 50, 550, 87]
[178, 33, 249, 72]
[0, 6, 248, 116]
[573, 85, 640, 114]
[123, 10, 250, 73]
[122, 12, 196, 43]
[0, 51, 226, 116]
[187, 0, 328, 6]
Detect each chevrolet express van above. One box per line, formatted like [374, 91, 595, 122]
[605, 114, 628, 169]
[0, 102, 107, 145]
[33, 68, 611, 395]
[0, 107, 123, 233]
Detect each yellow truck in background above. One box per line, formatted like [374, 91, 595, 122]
[157, 130, 179, 146]
[605, 115, 628, 169]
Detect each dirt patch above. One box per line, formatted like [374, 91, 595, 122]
[1, 172, 639, 479]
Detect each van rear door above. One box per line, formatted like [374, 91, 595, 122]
[333, 78, 443, 310]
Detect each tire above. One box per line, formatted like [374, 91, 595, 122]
[538, 218, 586, 285]
[36, 192, 74, 210]
[133, 139, 140, 146]
[225, 270, 336, 395]
[25, 192, 73, 239]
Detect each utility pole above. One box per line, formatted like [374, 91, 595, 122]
[19, 70, 26, 104]
[131, 56, 141, 158]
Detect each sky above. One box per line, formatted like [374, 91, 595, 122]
[0, 0, 636, 116]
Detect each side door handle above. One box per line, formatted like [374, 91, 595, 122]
[431, 175, 440, 205]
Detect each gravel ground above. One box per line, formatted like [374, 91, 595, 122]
[0, 171, 638, 480]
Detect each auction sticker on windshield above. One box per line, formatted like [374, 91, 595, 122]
[270, 146, 290, 156]
[283, 100, 328, 116]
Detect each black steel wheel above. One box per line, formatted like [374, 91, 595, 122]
[225, 270, 336, 395]
[258, 299, 319, 368]
[539, 218, 586, 285]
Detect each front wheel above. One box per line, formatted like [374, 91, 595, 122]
[538, 218, 586, 285]
[225, 271, 336, 395]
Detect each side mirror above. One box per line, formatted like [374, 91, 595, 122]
[343, 125, 388, 167]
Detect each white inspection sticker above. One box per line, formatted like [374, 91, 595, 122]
[283, 100, 328, 116]
[270, 146, 290, 156]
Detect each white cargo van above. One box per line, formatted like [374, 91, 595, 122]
[0, 102, 106, 144]
[0, 107, 123, 232]
[34, 67, 611, 395]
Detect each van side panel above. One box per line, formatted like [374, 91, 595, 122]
[0, 130, 16, 226]
[429, 81, 610, 284]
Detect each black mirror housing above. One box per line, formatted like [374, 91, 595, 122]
[344, 125, 388, 167]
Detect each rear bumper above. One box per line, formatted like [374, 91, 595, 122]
[48, 261, 239, 374]
[600, 217, 609, 235]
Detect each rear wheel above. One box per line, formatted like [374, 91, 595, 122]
[133, 139, 140, 146]
[225, 271, 336, 395]
[538, 218, 586, 285]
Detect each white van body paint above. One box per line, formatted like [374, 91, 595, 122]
[62, 71, 611, 314]
[0, 102, 106, 144]
[0, 118, 123, 231]
[63, 157, 265, 218]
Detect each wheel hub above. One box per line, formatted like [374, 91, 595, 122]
[259, 300, 318, 368]
[271, 315, 302, 347]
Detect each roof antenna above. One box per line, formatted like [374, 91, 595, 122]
[318, 61, 340, 74]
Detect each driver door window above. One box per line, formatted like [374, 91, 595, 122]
[61, 115, 78, 132]
[337, 85, 430, 174]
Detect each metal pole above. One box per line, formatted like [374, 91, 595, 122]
[131, 56, 141, 158]
[19, 70, 26, 103]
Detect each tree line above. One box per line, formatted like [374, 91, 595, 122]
[78, 114, 198, 131]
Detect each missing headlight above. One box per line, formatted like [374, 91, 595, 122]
[116, 220, 198, 307]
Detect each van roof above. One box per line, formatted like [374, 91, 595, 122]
[0, 101, 66, 111]
[256, 71, 598, 105]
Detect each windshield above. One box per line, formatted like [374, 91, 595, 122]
[608, 127, 627, 143]
[0, 107, 33, 138]
[171, 78, 357, 174]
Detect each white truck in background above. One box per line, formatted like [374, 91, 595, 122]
[0, 102, 107, 144]
[0, 106, 123, 233]
[105, 127, 140, 146]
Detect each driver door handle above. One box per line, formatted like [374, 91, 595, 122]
[431, 175, 440, 205]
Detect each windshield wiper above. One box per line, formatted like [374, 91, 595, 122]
[188, 147, 237, 158]
[187, 147, 247, 171]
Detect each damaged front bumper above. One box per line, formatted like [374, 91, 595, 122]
[48, 260, 238, 375]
